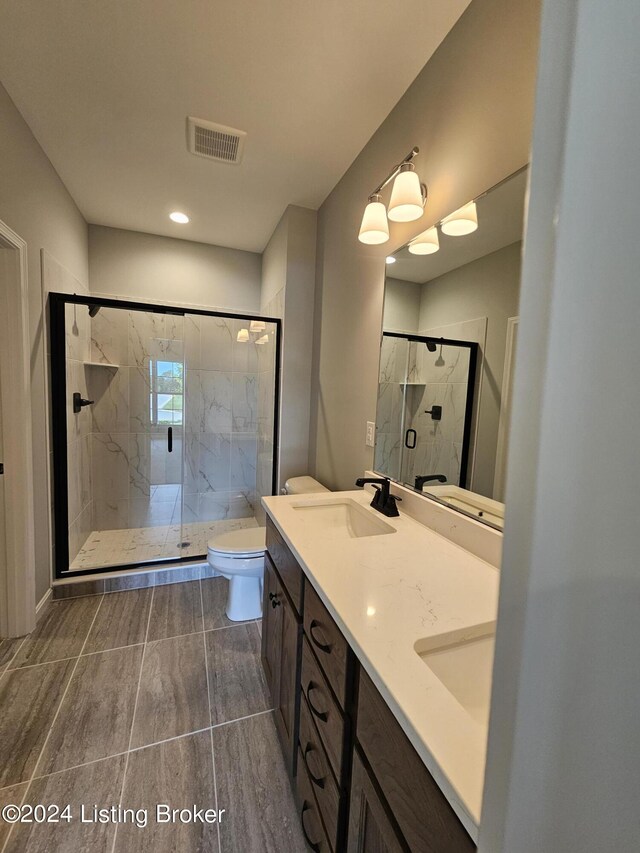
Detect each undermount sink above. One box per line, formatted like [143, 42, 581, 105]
[291, 498, 396, 539]
[415, 624, 496, 727]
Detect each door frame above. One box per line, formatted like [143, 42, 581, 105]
[493, 316, 520, 502]
[0, 220, 36, 637]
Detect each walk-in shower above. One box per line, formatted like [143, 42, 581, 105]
[374, 331, 478, 490]
[50, 293, 280, 577]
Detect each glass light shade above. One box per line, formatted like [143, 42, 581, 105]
[358, 198, 389, 244]
[255, 334, 269, 345]
[250, 320, 266, 332]
[408, 226, 440, 255]
[236, 328, 249, 342]
[388, 167, 424, 222]
[441, 201, 478, 236]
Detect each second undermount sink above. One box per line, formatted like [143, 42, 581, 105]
[291, 498, 396, 539]
[415, 624, 496, 727]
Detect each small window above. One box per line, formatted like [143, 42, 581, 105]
[150, 359, 183, 426]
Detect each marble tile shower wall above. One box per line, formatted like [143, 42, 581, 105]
[183, 313, 266, 527]
[374, 336, 407, 480]
[87, 308, 187, 532]
[66, 303, 93, 563]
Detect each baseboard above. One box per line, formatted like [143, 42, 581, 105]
[35, 588, 53, 622]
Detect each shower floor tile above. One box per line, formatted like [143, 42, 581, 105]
[69, 516, 258, 571]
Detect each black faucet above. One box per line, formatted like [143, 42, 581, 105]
[355, 477, 401, 517]
[414, 474, 447, 490]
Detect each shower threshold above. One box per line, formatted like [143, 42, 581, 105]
[70, 517, 259, 572]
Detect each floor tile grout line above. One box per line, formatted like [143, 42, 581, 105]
[0, 593, 107, 853]
[199, 578, 223, 853]
[3, 618, 256, 674]
[110, 584, 155, 853]
[0, 713, 275, 798]
[0, 636, 28, 688]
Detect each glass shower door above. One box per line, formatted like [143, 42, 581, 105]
[65, 303, 185, 570]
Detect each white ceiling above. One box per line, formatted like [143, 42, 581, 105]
[0, 0, 470, 253]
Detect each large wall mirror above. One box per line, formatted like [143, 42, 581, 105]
[374, 166, 527, 529]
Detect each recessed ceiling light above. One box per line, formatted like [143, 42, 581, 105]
[385, 256, 396, 264]
[169, 211, 190, 224]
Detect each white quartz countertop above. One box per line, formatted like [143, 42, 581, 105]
[262, 490, 500, 842]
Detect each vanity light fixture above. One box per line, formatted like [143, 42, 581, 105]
[440, 201, 478, 236]
[408, 225, 440, 255]
[385, 256, 396, 264]
[388, 163, 426, 222]
[358, 194, 390, 245]
[255, 334, 269, 345]
[169, 211, 190, 224]
[236, 328, 249, 343]
[358, 147, 427, 244]
[250, 320, 266, 332]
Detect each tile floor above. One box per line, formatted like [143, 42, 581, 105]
[70, 516, 259, 571]
[0, 578, 306, 852]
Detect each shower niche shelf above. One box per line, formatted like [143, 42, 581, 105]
[83, 361, 120, 369]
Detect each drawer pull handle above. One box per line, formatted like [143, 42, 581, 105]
[306, 682, 328, 722]
[301, 803, 321, 852]
[303, 743, 325, 789]
[309, 620, 332, 654]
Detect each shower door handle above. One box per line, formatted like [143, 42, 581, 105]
[405, 428, 417, 449]
[167, 427, 173, 453]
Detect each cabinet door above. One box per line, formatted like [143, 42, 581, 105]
[261, 555, 283, 704]
[348, 749, 406, 853]
[274, 582, 301, 777]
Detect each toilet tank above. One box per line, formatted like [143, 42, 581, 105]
[283, 476, 329, 495]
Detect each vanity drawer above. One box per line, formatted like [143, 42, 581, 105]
[356, 668, 475, 852]
[296, 747, 333, 853]
[304, 581, 349, 709]
[266, 517, 303, 616]
[299, 692, 340, 851]
[301, 637, 345, 783]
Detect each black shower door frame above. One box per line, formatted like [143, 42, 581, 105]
[49, 292, 282, 579]
[378, 330, 479, 494]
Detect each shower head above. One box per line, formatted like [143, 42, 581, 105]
[426, 341, 437, 352]
[88, 304, 101, 318]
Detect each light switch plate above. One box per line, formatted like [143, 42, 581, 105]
[366, 421, 375, 447]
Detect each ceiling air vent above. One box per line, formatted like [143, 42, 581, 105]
[187, 117, 246, 165]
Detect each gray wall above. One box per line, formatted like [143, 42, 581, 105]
[481, 0, 640, 849]
[419, 241, 522, 496]
[0, 82, 89, 604]
[261, 205, 317, 490]
[383, 277, 421, 332]
[89, 225, 261, 311]
[310, 0, 540, 489]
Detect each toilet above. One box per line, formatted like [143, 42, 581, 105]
[207, 476, 329, 621]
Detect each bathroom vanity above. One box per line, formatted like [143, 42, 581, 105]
[261, 490, 500, 851]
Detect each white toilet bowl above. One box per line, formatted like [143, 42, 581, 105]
[207, 527, 267, 621]
[207, 477, 329, 622]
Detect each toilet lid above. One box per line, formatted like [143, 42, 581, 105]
[207, 527, 266, 558]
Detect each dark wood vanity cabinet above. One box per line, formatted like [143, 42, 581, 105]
[262, 520, 304, 778]
[263, 516, 476, 853]
[354, 669, 475, 853]
[347, 748, 406, 853]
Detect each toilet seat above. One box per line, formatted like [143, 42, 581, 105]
[207, 527, 266, 559]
